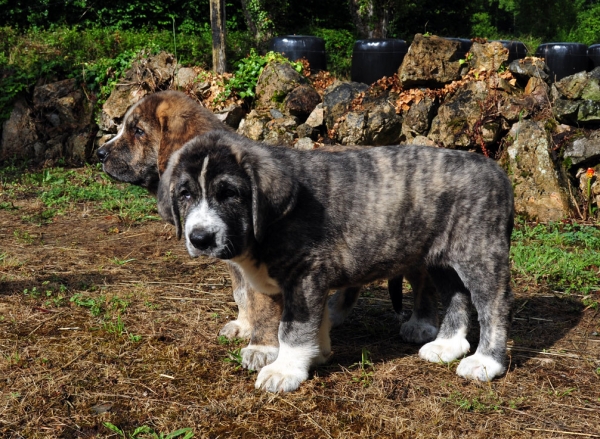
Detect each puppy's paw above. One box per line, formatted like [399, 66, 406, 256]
[419, 336, 470, 363]
[219, 319, 252, 340]
[241, 345, 279, 371]
[255, 362, 309, 393]
[400, 316, 438, 344]
[456, 353, 505, 381]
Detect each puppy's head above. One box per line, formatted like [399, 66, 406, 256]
[96, 90, 226, 193]
[158, 131, 297, 259]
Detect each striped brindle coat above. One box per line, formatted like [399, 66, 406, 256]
[158, 130, 515, 392]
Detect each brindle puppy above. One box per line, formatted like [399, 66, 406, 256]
[159, 131, 514, 393]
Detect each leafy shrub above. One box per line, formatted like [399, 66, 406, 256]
[563, 4, 600, 45]
[309, 28, 356, 79]
[222, 49, 303, 101]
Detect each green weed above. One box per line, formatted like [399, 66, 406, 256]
[13, 230, 34, 244]
[128, 333, 142, 343]
[110, 257, 136, 266]
[445, 390, 504, 413]
[103, 313, 126, 336]
[351, 347, 374, 387]
[217, 335, 245, 346]
[70, 293, 105, 317]
[103, 422, 194, 439]
[224, 348, 244, 370]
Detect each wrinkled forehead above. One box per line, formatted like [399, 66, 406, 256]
[176, 148, 245, 187]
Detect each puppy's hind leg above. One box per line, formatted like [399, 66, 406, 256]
[419, 266, 470, 363]
[328, 275, 405, 329]
[455, 261, 513, 382]
[400, 269, 439, 344]
[328, 287, 360, 328]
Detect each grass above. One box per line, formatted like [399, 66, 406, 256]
[0, 162, 158, 224]
[511, 220, 600, 306]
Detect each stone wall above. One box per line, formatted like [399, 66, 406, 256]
[2, 38, 599, 221]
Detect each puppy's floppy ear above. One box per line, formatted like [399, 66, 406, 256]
[238, 142, 298, 242]
[156, 97, 196, 176]
[157, 150, 183, 239]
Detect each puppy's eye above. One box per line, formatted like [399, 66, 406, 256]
[179, 189, 191, 200]
[134, 127, 144, 137]
[217, 186, 237, 201]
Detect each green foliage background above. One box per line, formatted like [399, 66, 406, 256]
[1, 0, 600, 123]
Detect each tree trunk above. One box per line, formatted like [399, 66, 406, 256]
[239, 0, 259, 40]
[210, 0, 227, 73]
[348, 0, 390, 39]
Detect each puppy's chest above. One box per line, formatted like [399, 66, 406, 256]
[231, 255, 281, 295]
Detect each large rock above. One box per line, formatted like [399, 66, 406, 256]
[1, 98, 40, 161]
[1, 79, 96, 165]
[563, 130, 600, 168]
[398, 34, 468, 88]
[401, 96, 438, 140]
[174, 67, 210, 98]
[284, 85, 321, 118]
[237, 110, 271, 141]
[506, 120, 573, 221]
[100, 51, 178, 131]
[215, 104, 246, 129]
[263, 116, 298, 146]
[508, 57, 550, 85]
[322, 82, 368, 129]
[470, 41, 509, 72]
[255, 62, 307, 108]
[332, 91, 403, 145]
[305, 103, 324, 128]
[553, 68, 600, 100]
[428, 80, 506, 149]
[551, 68, 600, 125]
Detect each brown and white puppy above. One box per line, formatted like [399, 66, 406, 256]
[96, 90, 282, 352]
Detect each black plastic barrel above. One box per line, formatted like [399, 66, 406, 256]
[491, 40, 528, 63]
[535, 42, 589, 81]
[351, 38, 408, 84]
[588, 44, 600, 69]
[445, 38, 473, 59]
[269, 35, 327, 72]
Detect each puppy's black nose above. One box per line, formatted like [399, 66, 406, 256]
[96, 147, 108, 163]
[189, 229, 216, 250]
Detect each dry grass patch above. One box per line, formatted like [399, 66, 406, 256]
[1, 167, 599, 438]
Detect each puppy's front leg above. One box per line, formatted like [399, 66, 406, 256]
[255, 284, 330, 393]
[241, 291, 283, 371]
[219, 263, 254, 339]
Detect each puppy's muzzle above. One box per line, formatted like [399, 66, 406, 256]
[189, 228, 217, 251]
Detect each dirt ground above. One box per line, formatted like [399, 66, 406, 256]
[1, 196, 600, 438]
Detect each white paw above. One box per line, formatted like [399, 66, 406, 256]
[419, 336, 470, 363]
[400, 316, 438, 344]
[253, 342, 318, 393]
[456, 353, 505, 381]
[219, 319, 252, 340]
[241, 345, 279, 371]
[255, 362, 309, 393]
